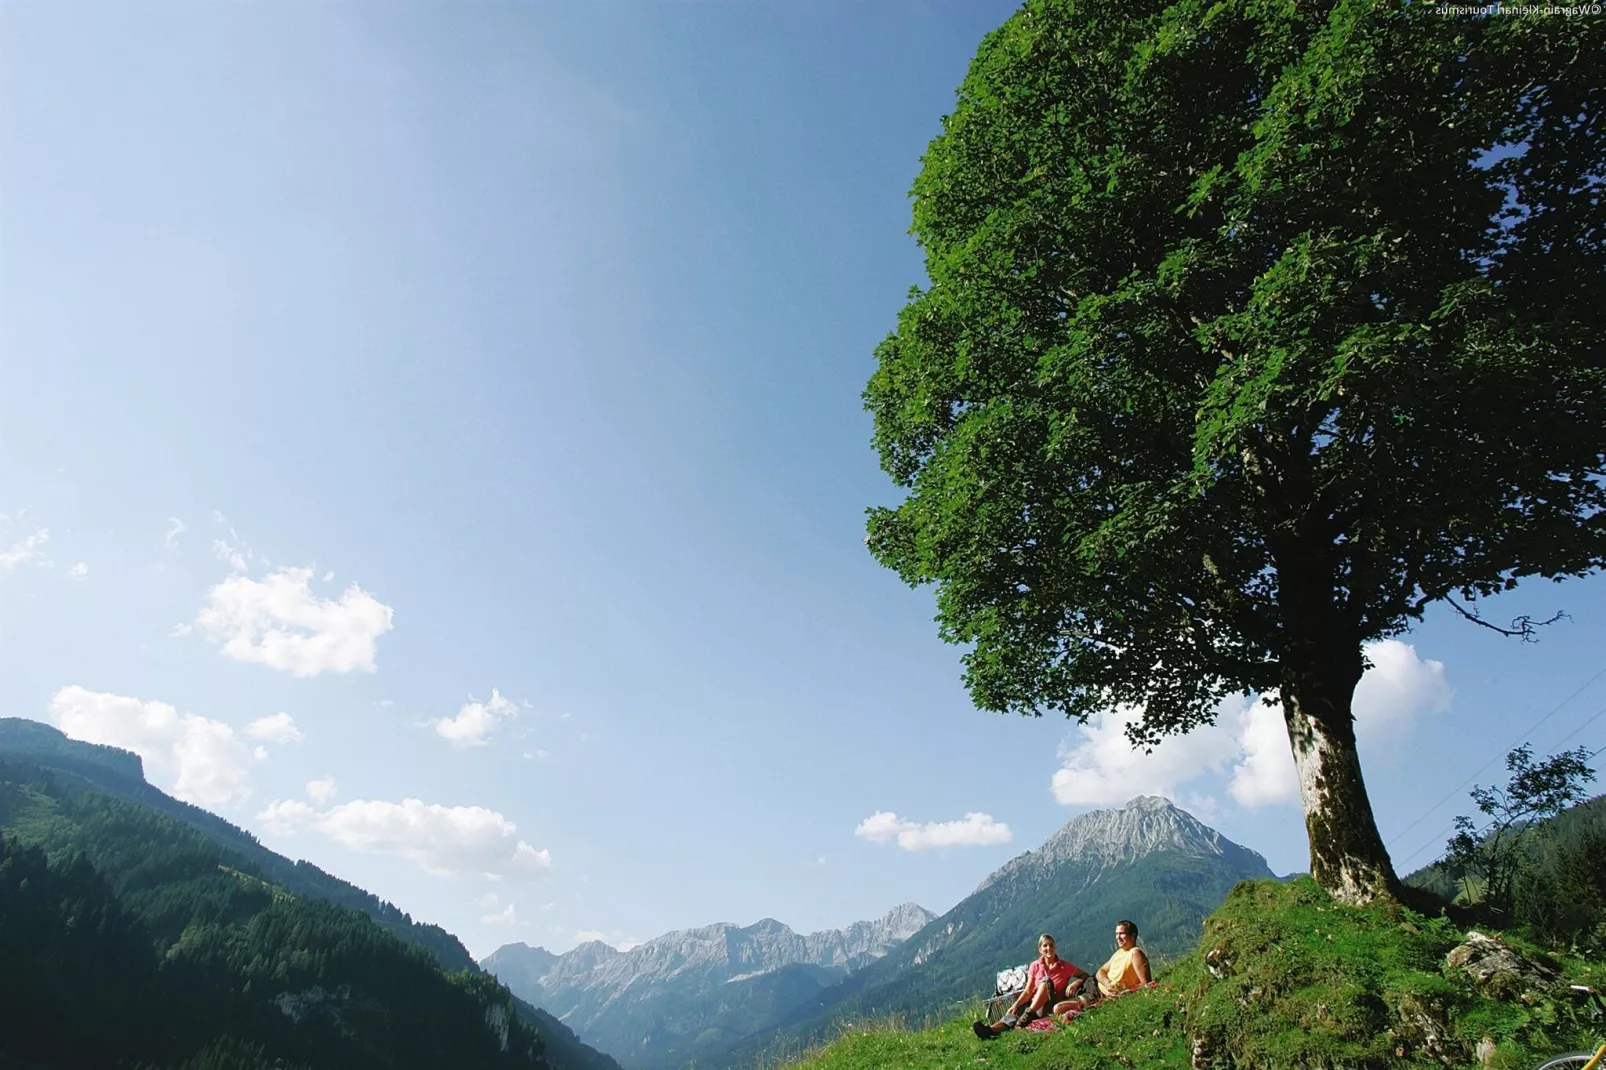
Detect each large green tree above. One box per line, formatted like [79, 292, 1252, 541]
[865, 0, 1604, 902]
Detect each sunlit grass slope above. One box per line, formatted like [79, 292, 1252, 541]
[781, 879, 1604, 1070]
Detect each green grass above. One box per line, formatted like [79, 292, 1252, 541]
[781, 879, 1605, 1070]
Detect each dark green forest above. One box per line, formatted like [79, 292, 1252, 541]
[1406, 791, 1606, 954]
[0, 758, 547, 1070]
[0, 719, 624, 1070]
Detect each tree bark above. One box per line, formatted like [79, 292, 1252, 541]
[1282, 657, 1402, 903]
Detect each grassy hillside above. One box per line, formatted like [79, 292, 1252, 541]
[726, 842, 1266, 1068]
[780, 878, 1604, 1070]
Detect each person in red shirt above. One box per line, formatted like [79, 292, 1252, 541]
[973, 934, 1088, 1038]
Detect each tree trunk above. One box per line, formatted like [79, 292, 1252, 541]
[1282, 660, 1402, 903]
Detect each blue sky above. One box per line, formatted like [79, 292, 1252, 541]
[3, 0, 1602, 962]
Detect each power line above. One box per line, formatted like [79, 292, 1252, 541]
[1385, 663, 1606, 849]
[1394, 712, 1606, 873]
[1396, 821, 1463, 871]
[1547, 703, 1606, 753]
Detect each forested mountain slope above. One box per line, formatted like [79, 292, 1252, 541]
[0, 720, 621, 1070]
[0, 718, 473, 970]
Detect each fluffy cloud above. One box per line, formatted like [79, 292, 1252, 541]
[1052, 640, 1452, 811]
[571, 929, 642, 952]
[195, 567, 394, 676]
[257, 796, 552, 880]
[1051, 702, 1244, 807]
[434, 690, 518, 747]
[480, 893, 523, 927]
[69, 562, 89, 578]
[0, 528, 50, 572]
[49, 686, 258, 806]
[165, 518, 186, 547]
[246, 712, 304, 744]
[306, 777, 337, 803]
[854, 810, 1013, 851]
[1224, 697, 1297, 806]
[1353, 639, 1453, 749]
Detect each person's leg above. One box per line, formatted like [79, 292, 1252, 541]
[1020, 980, 1053, 1021]
[976, 1010, 1018, 1037]
[977, 982, 1048, 1037]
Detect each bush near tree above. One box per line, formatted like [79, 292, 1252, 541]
[1444, 745, 1596, 921]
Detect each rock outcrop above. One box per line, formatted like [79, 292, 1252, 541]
[1444, 930, 1560, 1004]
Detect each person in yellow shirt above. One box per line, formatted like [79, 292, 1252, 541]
[1096, 920, 1150, 996]
[1052, 919, 1150, 1015]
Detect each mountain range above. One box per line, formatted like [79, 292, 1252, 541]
[483, 902, 935, 1068]
[485, 795, 1276, 1069]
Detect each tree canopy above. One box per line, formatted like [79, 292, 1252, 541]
[865, 0, 1604, 899]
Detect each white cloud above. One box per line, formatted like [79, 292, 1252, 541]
[572, 929, 641, 952]
[1225, 696, 1297, 806]
[1052, 640, 1453, 811]
[1051, 702, 1243, 807]
[258, 798, 318, 833]
[195, 567, 394, 676]
[1353, 639, 1452, 750]
[49, 686, 259, 806]
[216, 530, 256, 571]
[434, 689, 518, 747]
[246, 712, 304, 744]
[0, 528, 50, 572]
[479, 893, 524, 927]
[854, 810, 1013, 851]
[256, 796, 552, 880]
[306, 777, 337, 803]
[170, 622, 194, 637]
[165, 518, 186, 547]
[69, 562, 89, 578]
[322, 571, 335, 582]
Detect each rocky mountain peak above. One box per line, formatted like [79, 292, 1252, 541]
[976, 796, 1271, 892]
[879, 902, 936, 936]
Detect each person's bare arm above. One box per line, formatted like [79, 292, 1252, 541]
[1132, 949, 1151, 985]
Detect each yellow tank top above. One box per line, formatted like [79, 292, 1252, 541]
[1101, 947, 1142, 993]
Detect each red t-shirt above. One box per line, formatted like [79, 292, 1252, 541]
[1027, 956, 1079, 995]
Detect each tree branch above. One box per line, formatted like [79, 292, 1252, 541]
[1444, 595, 1569, 642]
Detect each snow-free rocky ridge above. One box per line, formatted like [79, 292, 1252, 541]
[482, 902, 934, 1068]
